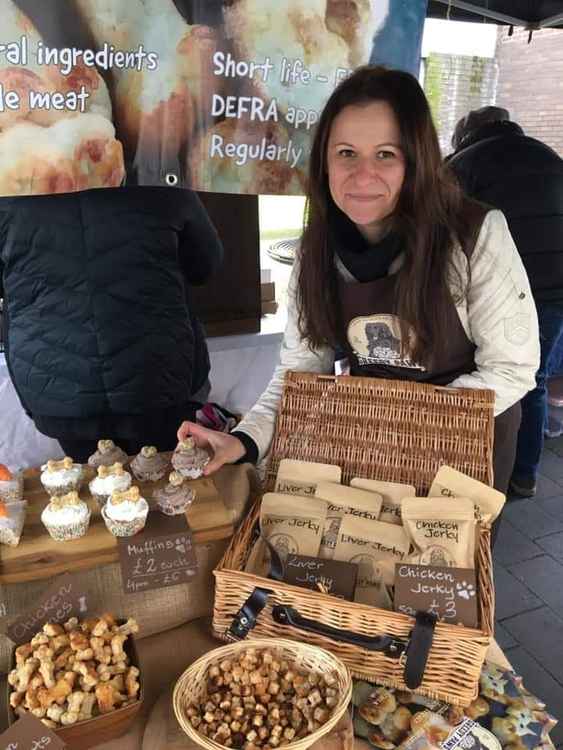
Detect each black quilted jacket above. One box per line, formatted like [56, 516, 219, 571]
[0, 187, 223, 439]
[449, 121, 563, 301]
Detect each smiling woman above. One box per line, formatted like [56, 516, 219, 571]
[176, 65, 539, 518]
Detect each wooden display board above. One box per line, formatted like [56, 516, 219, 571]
[0, 455, 234, 585]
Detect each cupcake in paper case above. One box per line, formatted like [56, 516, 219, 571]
[0, 463, 24, 504]
[40, 457, 85, 496]
[88, 439, 129, 469]
[102, 486, 149, 537]
[0, 500, 26, 546]
[130, 446, 169, 482]
[41, 491, 91, 542]
[171, 437, 210, 479]
[88, 462, 132, 507]
[154, 471, 195, 516]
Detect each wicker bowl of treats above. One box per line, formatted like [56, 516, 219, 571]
[173, 638, 351, 750]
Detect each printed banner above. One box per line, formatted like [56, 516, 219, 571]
[0, 0, 427, 197]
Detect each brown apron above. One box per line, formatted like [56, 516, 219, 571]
[337, 271, 520, 496]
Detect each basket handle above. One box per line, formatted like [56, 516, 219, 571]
[272, 605, 437, 690]
[272, 605, 405, 657]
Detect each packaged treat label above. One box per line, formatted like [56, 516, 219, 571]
[315, 481, 383, 558]
[7, 572, 89, 645]
[394, 563, 479, 628]
[275, 459, 341, 497]
[351, 477, 415, 525]
[334, 515, 409, 607]
[441, 718, 501, 750]
[429, 466, 505, 525]
[0, 712, 67, 749]
[283, 553, 358, 600]
[402, 497, 476, 569]
[118, 513, 198, 594]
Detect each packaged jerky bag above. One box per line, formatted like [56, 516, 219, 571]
[275, 459, 341, 498]
[245, 493, 328, 575]
[402, 497, 476, 569]
[334, 515, 410, 606]
[429, 466, 505, 525]
[351, 477, 415, 525]
[315, 481, 383, 559]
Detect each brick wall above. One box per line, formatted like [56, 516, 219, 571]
[496, 27, 563, 155]
[423, 53, 498, 154]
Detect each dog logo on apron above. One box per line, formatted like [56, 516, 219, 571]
[347, 314, 425, 371]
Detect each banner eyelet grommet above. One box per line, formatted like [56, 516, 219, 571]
[165, 173, 179, 187]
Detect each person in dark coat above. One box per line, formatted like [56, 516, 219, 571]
[0, 186, 223, 462]
[449, 106, 563, 497]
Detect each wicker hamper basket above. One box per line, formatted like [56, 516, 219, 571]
[213, 373, 496, 707]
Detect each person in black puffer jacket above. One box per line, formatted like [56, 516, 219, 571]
[0, 186, 223, 462]
[449, 106, 563, 498]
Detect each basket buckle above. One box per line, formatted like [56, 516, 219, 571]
[226, 587, 273, 641]
[386, 638, 408, 660]
[398, 641, 410, 667]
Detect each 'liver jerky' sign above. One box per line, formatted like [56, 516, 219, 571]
[283, 554, 357, 600]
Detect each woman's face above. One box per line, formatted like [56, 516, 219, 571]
[326, 100, 406, 242]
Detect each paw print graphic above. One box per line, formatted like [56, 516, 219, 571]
[456, 581, 476, 600]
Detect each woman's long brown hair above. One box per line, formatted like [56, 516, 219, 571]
[297, 65, 482, 368]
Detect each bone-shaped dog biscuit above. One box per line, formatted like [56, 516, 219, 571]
[97, 462, 125, 478]
[47, 457, 74, 472]
[110, 486, 141, 504]
[98, 439, 115, 454]
[168, 471, 185, 487]
[177, 438, 195, 452]
[50, 492, 82, 511]
[140, 445, 157, 458]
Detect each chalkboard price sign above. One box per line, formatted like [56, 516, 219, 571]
[118, 513, 198, 595]
[0, 710, 67, 749]
[283, 554, 358, 600]
[394, 563, 479, 628]
[7, 572, 89, 645]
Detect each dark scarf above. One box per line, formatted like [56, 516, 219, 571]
[328, 207, 403, 283]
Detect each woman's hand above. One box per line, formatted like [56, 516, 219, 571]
[176, 421, 246, 476]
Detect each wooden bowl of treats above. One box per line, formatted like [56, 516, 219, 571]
[173, 638, 351, 750]
[7, 613, 143, 750]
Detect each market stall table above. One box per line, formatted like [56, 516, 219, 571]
[0, 457, 234, 584]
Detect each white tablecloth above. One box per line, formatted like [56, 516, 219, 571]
[0, 326, 283, 470]
[0, 354, 63, 470]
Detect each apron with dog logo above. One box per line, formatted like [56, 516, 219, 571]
[336, 269, 520, 498]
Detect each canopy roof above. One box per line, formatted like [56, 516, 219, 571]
[426, 0, 563, 28]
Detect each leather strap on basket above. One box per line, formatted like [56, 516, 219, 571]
[403, 611, 438, 689]
[226, 586, 273, 641]
[226, 537, 284, 641]
[271, 605, 406, 657]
